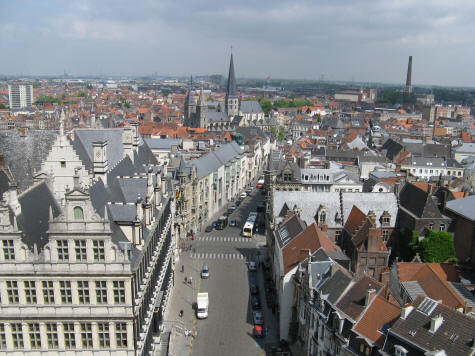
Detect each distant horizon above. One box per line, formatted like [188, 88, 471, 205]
[1, 73, 473, 91]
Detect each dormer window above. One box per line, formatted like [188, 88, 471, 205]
[60, 161, 66, 168]
[73, 206, 84, 220]
[381, 211, 391, 226]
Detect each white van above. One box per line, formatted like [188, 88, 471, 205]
[197, 293, 209, 319]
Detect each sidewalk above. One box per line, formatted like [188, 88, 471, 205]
[161, 256, 198, 356]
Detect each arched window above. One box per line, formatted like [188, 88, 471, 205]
[73, 206, 84, 220]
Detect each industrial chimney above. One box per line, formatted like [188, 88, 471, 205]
[405, 56, 413, 93]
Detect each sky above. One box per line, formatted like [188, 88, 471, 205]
[1, 0, 474, 87]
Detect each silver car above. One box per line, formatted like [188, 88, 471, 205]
[253, 310, 264, 325]
[201, 265, 210, 279]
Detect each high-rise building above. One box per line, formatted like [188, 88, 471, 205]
[8, 82, 34, 109]
[405, 56, 413, 93]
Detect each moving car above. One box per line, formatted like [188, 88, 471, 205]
[253, 310, 264, 325]
[201, 265, 210, 279]
[253, 325, 263, 338]
[205, 225, 213, 233]
[229, 219, 237, 227]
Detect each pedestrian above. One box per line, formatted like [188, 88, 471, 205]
[179, 309, 183, 318]
[181, 265, 184, 273]
[184, 276, 187, 284]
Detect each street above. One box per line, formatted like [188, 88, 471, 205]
[166, 187, 279, 356]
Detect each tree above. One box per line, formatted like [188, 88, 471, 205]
[0, 103, 7, 109]
[419, 230, 457, 263]
[77, 91, 87, 98]
[161, 89, 170, 97]
[278, 126, 286, 141]
[270, 126, 277, 137]
[259, 98, 273, 115]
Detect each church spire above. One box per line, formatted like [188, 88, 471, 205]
[226, 53, 237, 97]
[198, 85, 206, 107]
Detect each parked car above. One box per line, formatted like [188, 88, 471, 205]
[249, 261, 258, 271]
[253, 310, 264, 325]
[253, 325, 264, 338]
[229, 220, 237, 227]
[201, 265, 210, 279]
[251, 296, 262, 309]
[230, 205, 237, 211]
[205, 225, 213, 233]
[227, 208, 234, 215]
[212, 221, 218, 228]
[250, 284, 259, 295]
[236, 199, 242, 206]
[247, 187, 253, 194]
[240, 192, 247, 199]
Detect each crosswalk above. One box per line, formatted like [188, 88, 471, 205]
[196, 236, 251, 243]
[189, 252, 250, 260]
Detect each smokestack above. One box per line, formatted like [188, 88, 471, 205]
[405, 56, 413, 93]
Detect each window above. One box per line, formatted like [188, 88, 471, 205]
[116, 323, 128, 348]
[6, 281, 19, 304]
[394, 344, 408, 356]
[113, 281, 125, 304]
[96, 281, 108, 304]
[80, 323, 93, 348]
[73, 206, 84, 220]
[382, 216, 390, 225]
[75, 240, 87, 261]
[63, 323, 75, 349]
[429, 223, 434, 231]
[440, 224, 446, 231]
[0, 324, 5, 349]
[335, 230, 342, 244]
[60, 161, 66, 168]
[11, 323, 23, 349]
[98, 323, 110, 348]
[46, 323, 58, 349]
[29, 323, 41, 349]
[60, 281, 72, 304]
[57, 240, 69, 261]
[24, 281, 37, 304]
[77, 281, 90, 304]
[319, 210, 326, 225]
[93, 240, 105, 262]
[382, 230, 389, 243]
[2, 240, 14, 260]
[42, 281, 54, 304]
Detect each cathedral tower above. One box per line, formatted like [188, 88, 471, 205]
[197, 86, 208, 128]
[225, 53, 239, 117]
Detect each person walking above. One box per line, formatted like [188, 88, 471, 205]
[179, 309, 183, 317]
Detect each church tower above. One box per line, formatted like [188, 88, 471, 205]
[197, 86, 208, 128]
[225, 53, 239, 117]
[184, 90, 196, 126]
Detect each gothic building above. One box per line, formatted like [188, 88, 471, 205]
[183, 54, 264, 130]
[0, 128, 175, 355]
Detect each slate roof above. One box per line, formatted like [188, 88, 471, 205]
[118, 177, 147, 203]
[445, 194, 475, 221]
[0, 130, 58, 191]
[208, 109, 231, 123]
[72, 129, 125, 171]
[273, 191, 397, 228]
[336, 275, 383, 321]
[455, 142, 475, 154]
[108, 204, 137, 222]
[17, 181, 61, 249]
[399, 182, 444, 219]
[180, 141, 243, 180]
[226, 53, 237, 97]
[384, 296, 475, 356]
[275, 213, 307, 249]
[240, 101, 263, 114]
[144, 138, 182, 150]
[320, 269, 353, 305]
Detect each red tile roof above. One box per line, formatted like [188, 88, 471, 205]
[353, 296, 401, 347]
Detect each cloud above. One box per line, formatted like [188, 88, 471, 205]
[0, 0, 474, 86]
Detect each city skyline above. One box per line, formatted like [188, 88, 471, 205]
[1, 0, 474, 87]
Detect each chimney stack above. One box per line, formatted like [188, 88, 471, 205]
[401, 305, 414, 319]
[365, 288, 376, 306]
[429, 314, 444, 333]
[405, 56, 413, 93]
